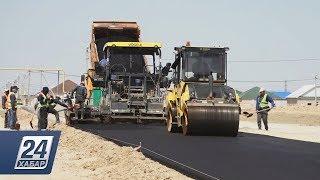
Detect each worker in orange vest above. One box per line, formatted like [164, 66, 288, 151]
[7, 86, 19, 129]
[1, 88, 9, 128]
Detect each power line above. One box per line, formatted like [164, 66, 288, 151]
[161, 58, 320, 63]
[228, 78, 314, 83]
[38, 70, 316, 83]
[39, 71, 81, 78]
[229, 58, 320, 63]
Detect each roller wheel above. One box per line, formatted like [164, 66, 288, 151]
[187, 105, 239, 136]
[166, 110, 179, 133]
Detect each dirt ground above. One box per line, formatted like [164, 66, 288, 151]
[1, 102, 320, 179]
[239, 102, 320, 143]
[0, 109, 190, 180]
[240, 102, 320, 126]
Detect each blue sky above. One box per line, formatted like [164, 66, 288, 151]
[1, 0, 320, 93]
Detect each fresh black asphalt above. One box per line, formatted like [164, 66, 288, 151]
[74, 123, 320, 180]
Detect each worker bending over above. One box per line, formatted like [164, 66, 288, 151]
[256, 88, 275, 130]
[71, 82, 87, 119]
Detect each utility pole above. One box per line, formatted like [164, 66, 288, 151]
[27, 71, 31, 105]
[86, 47, 89, 69]
[57, 70, 60, 95]
[284, 80, 287, 92]
[40, 71, 43, 89]
[315, 74, 318, 105]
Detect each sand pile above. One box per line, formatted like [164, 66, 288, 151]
[52, 123, 189, 180]
[0, 109, 189, 180]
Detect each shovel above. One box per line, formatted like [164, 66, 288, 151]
[242, 111, 253, 118]
[256, 107, 273, 113]
[29, 112, 36, 129]
[29, 107, 71, 129]
[242, 107, 274, 118]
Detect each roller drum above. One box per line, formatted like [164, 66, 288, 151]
[186, 105, 239, 136]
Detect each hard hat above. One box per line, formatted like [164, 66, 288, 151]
[259, 87, 266, 93]
[4, 88, 9, 92]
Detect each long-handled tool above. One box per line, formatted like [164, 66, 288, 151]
[29, 108, 69, 129]
[242, 107, 274, 118]
[29, 112, 36, 129]
[242, 111, 253, 118]
[256, 107, 273, 113]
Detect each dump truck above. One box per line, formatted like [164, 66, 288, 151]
[65, 21, 165, 124]
[165, 45, 240, 136]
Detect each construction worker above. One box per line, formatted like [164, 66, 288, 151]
[1, 89, 9, 128]
[161, 63, 171, 87]
[162, 63, 171, 77]
[256, 88, 275, 130]
[37, 87, 50, 130]
[71, 82, 87, 119]
[99, 57, 109, 69]
[7, 86, 19, 129]
[192, 60, 212, 78]
[99, 53, 110, 77]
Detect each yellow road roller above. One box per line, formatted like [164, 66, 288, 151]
[165, 46, 240, 136]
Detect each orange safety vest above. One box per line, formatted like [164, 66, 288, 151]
[6, 92, 16, 109]
[3, 93, 9, 110]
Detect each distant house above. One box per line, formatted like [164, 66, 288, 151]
[240, 87, 280, 100]
[286, 85, 320, 104]
[271, 91, 291, 100]
[50, 80, 77, 95]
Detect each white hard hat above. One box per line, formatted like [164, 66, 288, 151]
[259, 87, 266, 93]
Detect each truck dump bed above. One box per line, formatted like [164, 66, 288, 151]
[90, 21, 145, 79]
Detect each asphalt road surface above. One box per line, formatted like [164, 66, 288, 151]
[74, 123, 320, 180]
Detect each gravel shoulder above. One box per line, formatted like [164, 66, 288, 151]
[0, 109, 190, 180]
[239, 102, 320, 143]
